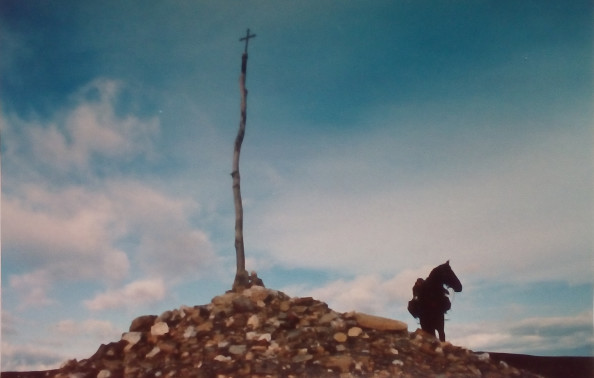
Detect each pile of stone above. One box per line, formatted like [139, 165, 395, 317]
[50, 287, 540, 377]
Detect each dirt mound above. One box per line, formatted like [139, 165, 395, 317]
[3, 287, 543, 377]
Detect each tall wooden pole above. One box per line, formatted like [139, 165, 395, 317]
[232, 29, 256, 291]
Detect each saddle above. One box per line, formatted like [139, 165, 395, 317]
[407, 278, 424, 318]
[407, 278, 451, 318]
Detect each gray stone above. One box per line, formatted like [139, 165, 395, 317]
[232, 295, 256, 313]
[145, 346, 160, 358]
[121, 332, 142, 351]
[150, 321, 169, 336]
[291, 354, 313, 363]
[348, 326, 363, 337]
[129, 315, 157, 332]
[353, 312, 408, 332]
[229, 344, 247, 355]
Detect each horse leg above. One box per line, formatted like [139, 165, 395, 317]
[419, 316, 437, 339]
[437, 315, 445, 342]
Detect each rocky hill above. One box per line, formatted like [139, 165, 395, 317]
[4, 286, 544, 377]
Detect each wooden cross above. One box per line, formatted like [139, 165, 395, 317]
[239, 28, 256, 54]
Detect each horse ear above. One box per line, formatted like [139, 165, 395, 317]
[446, 260, 450, 265]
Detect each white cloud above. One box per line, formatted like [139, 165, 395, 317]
[3, 177, 216, 309]
[102, 180, 218, 279]
[54, 319, 120, 340]
[26, 78, 159, 173]
[84, 278, 166, 311]
[450, 312, 594, 355]
[1, 342, 66, 372]
[9, 270, 56, 309]
[2, 311, 20, 336]
[248, 123, 592, 285]
[1, 317, 123, 371]
[3, 186, 131, 309]
[2, 78, 218, 311]
[138, 230, 215, 278]
[289, 264, 455, 315]
[3, 188, 130, 278]
[511, 313, 594, 339]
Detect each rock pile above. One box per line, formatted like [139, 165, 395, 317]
[48, 287, 540, 377]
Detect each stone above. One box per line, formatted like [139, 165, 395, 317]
[229, 345, 247, 355]
[121, 332, 142, 351]
[242, 285, 269, 302]
[121, 332, 142, 346]
[292, 296, 315, 306]
[224, 317, 235, 327]
[211, 292, 237, 308]
[266, 340, 280, 354]
[247, 314, 260, 329]
[157, 340, 177, 353]
[157, 310, 173, 323]
[323, 355, 353, 373]
[214, 355, 231, 362]
[96, 370, 111, 378]
[319, 312, 338, 324]
[249, 272, 265, 287]
[353, 312, 408, 332]
[150, 321, 169, 336]
[232, 295, 256, 313]
[291, 354, 313, 363]
[279, 301, 291, 312]
[330, 318, 346, 330]
[292, 305, 308, 313]
[195, 321, 213, 332]
[183, 325, 196, 338]
[333, 332, 348, 342]
[145, 346, 160, 358]
[129, 315, 157, 332]
[348, 326, 363, 337]
[178, 305, 192, 317]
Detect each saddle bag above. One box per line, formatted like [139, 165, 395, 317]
[407, 298, 422, 318]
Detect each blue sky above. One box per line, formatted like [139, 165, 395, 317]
[1, 0, 592, 371]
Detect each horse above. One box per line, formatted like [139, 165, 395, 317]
[408, 260, 462, 342]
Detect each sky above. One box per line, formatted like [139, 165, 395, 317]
[1, 0, 592, 371]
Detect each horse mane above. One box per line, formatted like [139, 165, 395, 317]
[424, 260, 462, 294]
[425, 262, 448, 285]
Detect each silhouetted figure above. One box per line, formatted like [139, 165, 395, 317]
[408, 260, 462, 341]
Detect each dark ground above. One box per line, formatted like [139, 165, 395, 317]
[486, 353, 594, 378]
[3, 354, 593, 378]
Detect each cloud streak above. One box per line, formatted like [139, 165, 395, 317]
[1, 316, 122, 372]
[2, 79, 218, 311]
[84, 279, 166, 311]
[248, 122, 591, 284]
[5, 79, 159, 177]
[450, 312, 594, 356]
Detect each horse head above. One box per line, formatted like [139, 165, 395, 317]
[434, 260, 462, 292]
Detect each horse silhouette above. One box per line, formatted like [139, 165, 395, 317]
[408, 260, 462, 341]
